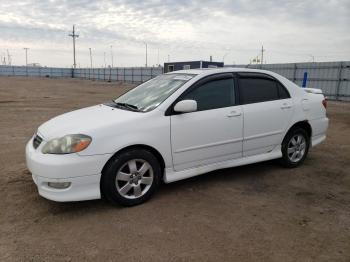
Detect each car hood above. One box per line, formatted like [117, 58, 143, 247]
[38, 104, 143, 140]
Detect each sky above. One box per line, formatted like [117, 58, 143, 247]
[0, 0, 349, 68]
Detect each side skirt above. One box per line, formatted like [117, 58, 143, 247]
[163, 146, 282, 183]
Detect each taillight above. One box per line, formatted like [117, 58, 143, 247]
[322, 99, 327, 109]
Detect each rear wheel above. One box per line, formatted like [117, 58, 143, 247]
[280, 128, 310, 168]
[101, 148, 162, 206]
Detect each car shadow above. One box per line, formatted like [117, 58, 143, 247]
[40, 159, 280, 215]
[158, 160, 279, 196]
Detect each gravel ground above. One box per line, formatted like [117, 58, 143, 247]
[0, 77, 349, 262]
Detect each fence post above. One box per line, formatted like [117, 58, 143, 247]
[12, 66, 15, 76]
[141, 67, 143, 82]
[131, 68, 134, 83]
[124, 68, 126, 82]
[293, 63, 297, 84]
[335, 62, 343, 101]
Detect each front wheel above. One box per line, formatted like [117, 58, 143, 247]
[101, 148, 162, 206]
[280, 128, 310, 168]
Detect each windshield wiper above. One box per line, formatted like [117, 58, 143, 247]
[112, 101, 140, 111]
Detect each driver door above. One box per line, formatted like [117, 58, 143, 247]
[170, 74, 243, 171]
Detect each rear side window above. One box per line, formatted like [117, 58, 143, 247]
[278, 83, 290, 99]
[182, 78, 235, 111]
[239, 78, 279, 104]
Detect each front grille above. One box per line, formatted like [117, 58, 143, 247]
[33, 134, 43, 149]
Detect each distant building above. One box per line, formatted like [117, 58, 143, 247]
[27, 63, 41, 67]
[163, 61, 224, 73]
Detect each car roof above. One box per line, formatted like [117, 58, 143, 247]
[167, 67, 275, 77]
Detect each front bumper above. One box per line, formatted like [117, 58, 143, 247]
[31, 173, 101, 202]
[26, 136, 112, 202]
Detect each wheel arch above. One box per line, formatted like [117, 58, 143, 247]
[101, 144, 166, 177]
[285, 120, 312, 140]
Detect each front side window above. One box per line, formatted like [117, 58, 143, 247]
[182, 78, 235, 111]
[239, 78, 279, 104]
[114, 73, 195, 112]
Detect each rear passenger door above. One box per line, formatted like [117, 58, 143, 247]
[237, 73, 293, 156]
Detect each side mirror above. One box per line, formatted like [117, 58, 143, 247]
[174, 100, 197, 113]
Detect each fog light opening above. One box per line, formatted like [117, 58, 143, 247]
[47, 182, 71, 189]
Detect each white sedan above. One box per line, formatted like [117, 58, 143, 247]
[26, 68, 328, 206]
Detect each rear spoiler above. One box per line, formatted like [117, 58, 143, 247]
[303, 88, 323, 94]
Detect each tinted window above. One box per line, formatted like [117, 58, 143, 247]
[239, 78, 279, 104]
[278, 83, 290, 99]
[183, 78, 234, 111]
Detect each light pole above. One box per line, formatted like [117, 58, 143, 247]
[104, 52, 106, 68]
[308, 54, 315, 63]
[110, 45, 114, 67]
[144, 42, 148, 67]
[89, 48, 93, 68]
[23, 47, 29, 66]
[157, 48, 160, 66]
[222, 52, 230, 63]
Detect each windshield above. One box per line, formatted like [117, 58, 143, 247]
[114, 73, 195, 112]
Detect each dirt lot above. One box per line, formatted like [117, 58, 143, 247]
[0, 77, 349, 262]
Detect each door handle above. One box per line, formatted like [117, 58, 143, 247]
[281, 103, 292, 109]
[227, 111, 241, 117]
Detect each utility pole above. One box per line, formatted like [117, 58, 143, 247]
[144, 42, 148, 67]
[110, 45, 114, 67]
[261, 45, 265, 65]
[23, 48, 29, 66]
[89, 48, 93, 68]
[68, 25, 79, 68]
[168, 54, 170, 62]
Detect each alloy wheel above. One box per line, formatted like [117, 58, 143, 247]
[287, 134, 306, 163]
[115, 159, 154, 199]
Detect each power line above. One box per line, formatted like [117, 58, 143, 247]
[68, 25, 79, 69]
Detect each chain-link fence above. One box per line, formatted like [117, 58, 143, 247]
[228, 61, 350, 101]
[1, 61, 349, 101]
[0, 66, 163, 84]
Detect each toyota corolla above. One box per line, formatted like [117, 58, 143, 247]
[26, 68, 328, 206]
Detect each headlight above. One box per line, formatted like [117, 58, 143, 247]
[42, 134, 92, 154]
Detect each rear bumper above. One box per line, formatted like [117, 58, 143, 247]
[310, 117, 329, 147]
[26, 137, 112, 202]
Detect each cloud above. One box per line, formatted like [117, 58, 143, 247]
[0, 0, 349, 67]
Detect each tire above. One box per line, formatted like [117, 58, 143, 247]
[280, 128, 310, 168]
[101, 148, 162, 206]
